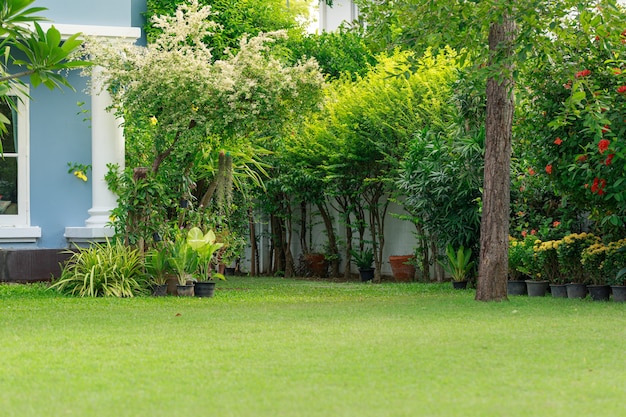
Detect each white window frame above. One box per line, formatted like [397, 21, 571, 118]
[0, 87, 41, 242]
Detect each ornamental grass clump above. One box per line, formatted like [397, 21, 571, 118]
[557, 232, 600, 284]
[50, 240, 148, 297]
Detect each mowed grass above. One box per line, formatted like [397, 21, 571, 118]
[1, 277, 625, 417]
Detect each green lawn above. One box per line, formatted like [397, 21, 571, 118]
[1, 278, 625, 417]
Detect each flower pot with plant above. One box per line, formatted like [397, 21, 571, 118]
[439, 244, 474, 289]
[604, 240, 626, 301]
[528, 239, 561, 296]
[167, 233, 199, 296]
[187, 227, 225, 297]
[144, 246, 171, 296]
[581, 242, 611, 301]
[351, 247, 374, 282]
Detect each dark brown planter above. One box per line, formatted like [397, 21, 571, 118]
[389, 255, 415, 282]
[304, 253, 328, 278]
[152, 284, 168, 297]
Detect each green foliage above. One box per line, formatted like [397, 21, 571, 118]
[144, 246, 171, 285]
[167, 231, 199, 285]
[50, 240, 147, 297]
[440, 244, 474, 282]
[285, 29, 378, 81]
[0, 0, 87, 147]
[187, 227, 224, 281]
[557, 232, 600, 284]
[145, 0, 308, 60]
[350, 247, 374, 270]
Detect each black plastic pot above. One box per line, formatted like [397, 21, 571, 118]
[194, 281, 216, 298]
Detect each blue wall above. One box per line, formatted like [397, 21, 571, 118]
[12, 1, 147, 248]
[30, 73, 92, 248]
[35, 0, 134, 26]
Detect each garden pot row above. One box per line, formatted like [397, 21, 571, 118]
[507, 280, 626, 301]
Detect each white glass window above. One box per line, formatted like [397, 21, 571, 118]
[0, 89, 31, 227]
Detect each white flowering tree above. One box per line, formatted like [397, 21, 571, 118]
[84, 0, 325, 248]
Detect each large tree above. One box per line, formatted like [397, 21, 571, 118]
[355, 0, 625, 301]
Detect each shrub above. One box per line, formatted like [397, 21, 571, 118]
[508, 235, 535, 279]
[557, 232, 600, 284]
[50, 240, 147, 297]
[603, 239, 626, 286]
[533, 239, 562, 283]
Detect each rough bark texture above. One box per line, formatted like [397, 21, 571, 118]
[476, 16, 516, 302]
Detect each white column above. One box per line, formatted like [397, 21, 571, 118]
[65, 66, 124, 242]
[85, 66, 124, 228]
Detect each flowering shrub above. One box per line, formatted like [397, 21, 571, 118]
[603, 239, 626, 285]
[557, 233, 600, 283]
[508, 235, 535, 280]
[581, 242, 608, 285]
[533, 239, 563, 283]
[516, 7, 626, 235]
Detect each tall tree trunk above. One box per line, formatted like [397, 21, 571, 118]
[476, 16, 516, 301]
[316, 201, 340, 277]
[248, 207, 257, 276]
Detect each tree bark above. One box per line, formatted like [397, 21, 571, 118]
[476, 16, 516, 301]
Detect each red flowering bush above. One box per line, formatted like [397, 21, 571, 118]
[516, 12, 626, 236]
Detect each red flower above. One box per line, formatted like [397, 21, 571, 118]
[598, 139, 610, 154]
[576, 154, 588, 163]
[528, 167, 536, 176]
[553, 137, 563, 145]
[601, 125, 610, 134]
[552, 221, 561, 228]
[531, 229, 537, 235]
[605, 153, 615, 166]
[521, 230, 527, 238]
[575, 69, 591, 78]
[591, 177, 600, 193]
[545, 165, 553, 175]
[591, 177, 607, 195]
[614, 68, 623, 75]
[618, 85, 626, 94]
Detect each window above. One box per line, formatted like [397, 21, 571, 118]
[0, 88, 39, 240]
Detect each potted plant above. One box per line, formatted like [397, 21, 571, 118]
[167, 232, 199, 296]
[187, 227, 225, 297]
[557, 232, 599, 298]
[581, 242, 611, 301]
[604, 240, 626, 302]
[439, 244, 473, 289]
[351, 247, 374, 282]
[507, 235, 534, 295]
[144, 246, 171, 296]
[529, 239, 560, 297]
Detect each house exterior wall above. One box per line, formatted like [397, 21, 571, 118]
[0, 1, 145, 250]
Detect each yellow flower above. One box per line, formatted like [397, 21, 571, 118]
[73, 170, 88, 182]
[191, 105, 199, 112]
[149, 116, 158, 126]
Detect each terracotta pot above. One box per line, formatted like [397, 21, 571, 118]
[389, 255, 415, 282]
[304, 253, 328, 278]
